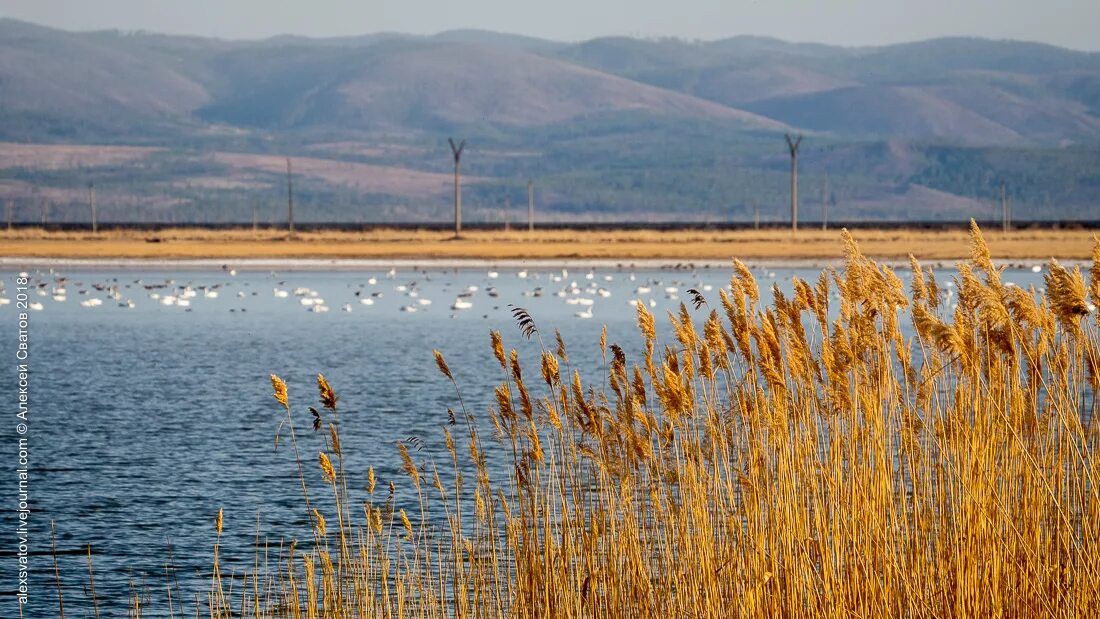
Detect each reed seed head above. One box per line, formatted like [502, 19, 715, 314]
[316, 373, 337, 410]
[318, 452, 336, 483]
[270, 374, 289, 410]
[433, 350, 453, 381]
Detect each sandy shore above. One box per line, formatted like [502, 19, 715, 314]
[0, 227, 1095, 265]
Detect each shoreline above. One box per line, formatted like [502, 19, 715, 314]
[0, 256, 1085, 271]
[1, 227, 1094, 270]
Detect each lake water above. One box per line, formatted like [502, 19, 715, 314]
[0, 262, 1053, 617]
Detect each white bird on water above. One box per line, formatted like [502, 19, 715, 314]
[451, 298, 473, 310]
[574, 306, 593, 319]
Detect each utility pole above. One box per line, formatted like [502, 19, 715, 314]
[504, 196, 511, 232]
[448, 138, 465, 239]
[1000, 181, 1008, 233]
[5, 200, 12, 231]
[88, 181, 97, 233]
[821, 174, 829, 231]
[286, 158, 294, 234]
[785, 133, 802, 232]
[527, 180, 534, 233]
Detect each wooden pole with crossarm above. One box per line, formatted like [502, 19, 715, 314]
[785, 133, 802, 232]
[449, 138, 466, 239]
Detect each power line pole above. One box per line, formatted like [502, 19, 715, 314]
[5, 200, 12, 231]
[785, 133, 802, 232]
[88, 181, 97, 233]
[448, 138, 465, 239]
[1001, 181, 1008, 233]
[821, 174, 829, 231]
[527, 180, 534, 233]
[286, 158, 294, 234]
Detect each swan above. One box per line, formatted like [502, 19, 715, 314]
[574, 307, 593, 319]
[451, 298, 473, 310]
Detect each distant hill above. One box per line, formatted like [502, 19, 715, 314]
[0, 19, 1097, 223]
[196, 39, 784, 131]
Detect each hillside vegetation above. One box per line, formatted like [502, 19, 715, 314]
[0, 19, 1097, 223]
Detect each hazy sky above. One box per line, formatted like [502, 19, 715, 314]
[1, 0, 1098, 50]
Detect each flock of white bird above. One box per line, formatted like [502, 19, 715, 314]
[2, 263, 1081, 318]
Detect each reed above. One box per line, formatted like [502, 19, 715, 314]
[174, 223, 1099, 616]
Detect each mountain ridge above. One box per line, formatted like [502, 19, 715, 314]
[0, 18, 1097, 223]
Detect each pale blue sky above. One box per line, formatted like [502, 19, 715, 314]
[1, 0, 1097, 50]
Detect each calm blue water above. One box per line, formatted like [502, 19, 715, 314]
[0, 263, 1051, 617]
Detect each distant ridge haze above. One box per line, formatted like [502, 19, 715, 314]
[0, 18, 1097, 223]
[2, 18, 1098, 143]
[2, 0, 1097, 51]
